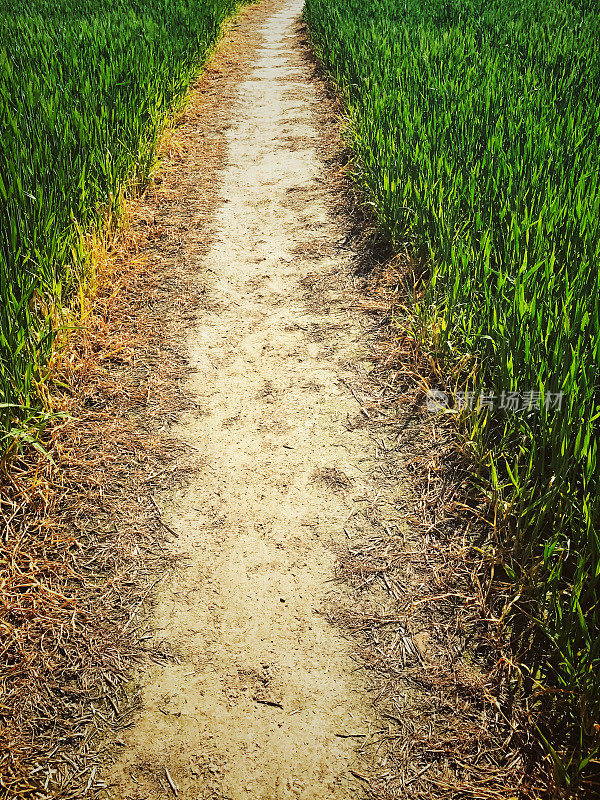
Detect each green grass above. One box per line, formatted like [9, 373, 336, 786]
[0, 0, 243, 449]
[304, 0, 600, 784]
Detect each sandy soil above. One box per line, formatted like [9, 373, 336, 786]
[108, 2, 381, 798]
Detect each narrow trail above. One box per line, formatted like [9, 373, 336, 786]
[111, 2, 386, 797]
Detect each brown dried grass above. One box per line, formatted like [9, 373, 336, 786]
[0, 241, 193, 799]
[327, 262, 558, 800]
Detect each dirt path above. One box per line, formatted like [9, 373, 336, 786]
[110, 2, 381, 798]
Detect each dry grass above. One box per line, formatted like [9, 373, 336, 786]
[0, 244, 194, 799]
[321, 261, 556, 799]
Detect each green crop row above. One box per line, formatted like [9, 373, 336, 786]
[0, 0, 242, 451]
[304, 0, 600, 785]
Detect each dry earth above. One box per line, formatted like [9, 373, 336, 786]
[107, 2, 401, 798]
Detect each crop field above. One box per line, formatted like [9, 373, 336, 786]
[304, 0, 600, 782]
[0, 0, 241, 451]
[2, 0, 600, 791]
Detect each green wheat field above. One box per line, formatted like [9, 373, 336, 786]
[304, 0, 600, 784]
[0, 0, 240, 450]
